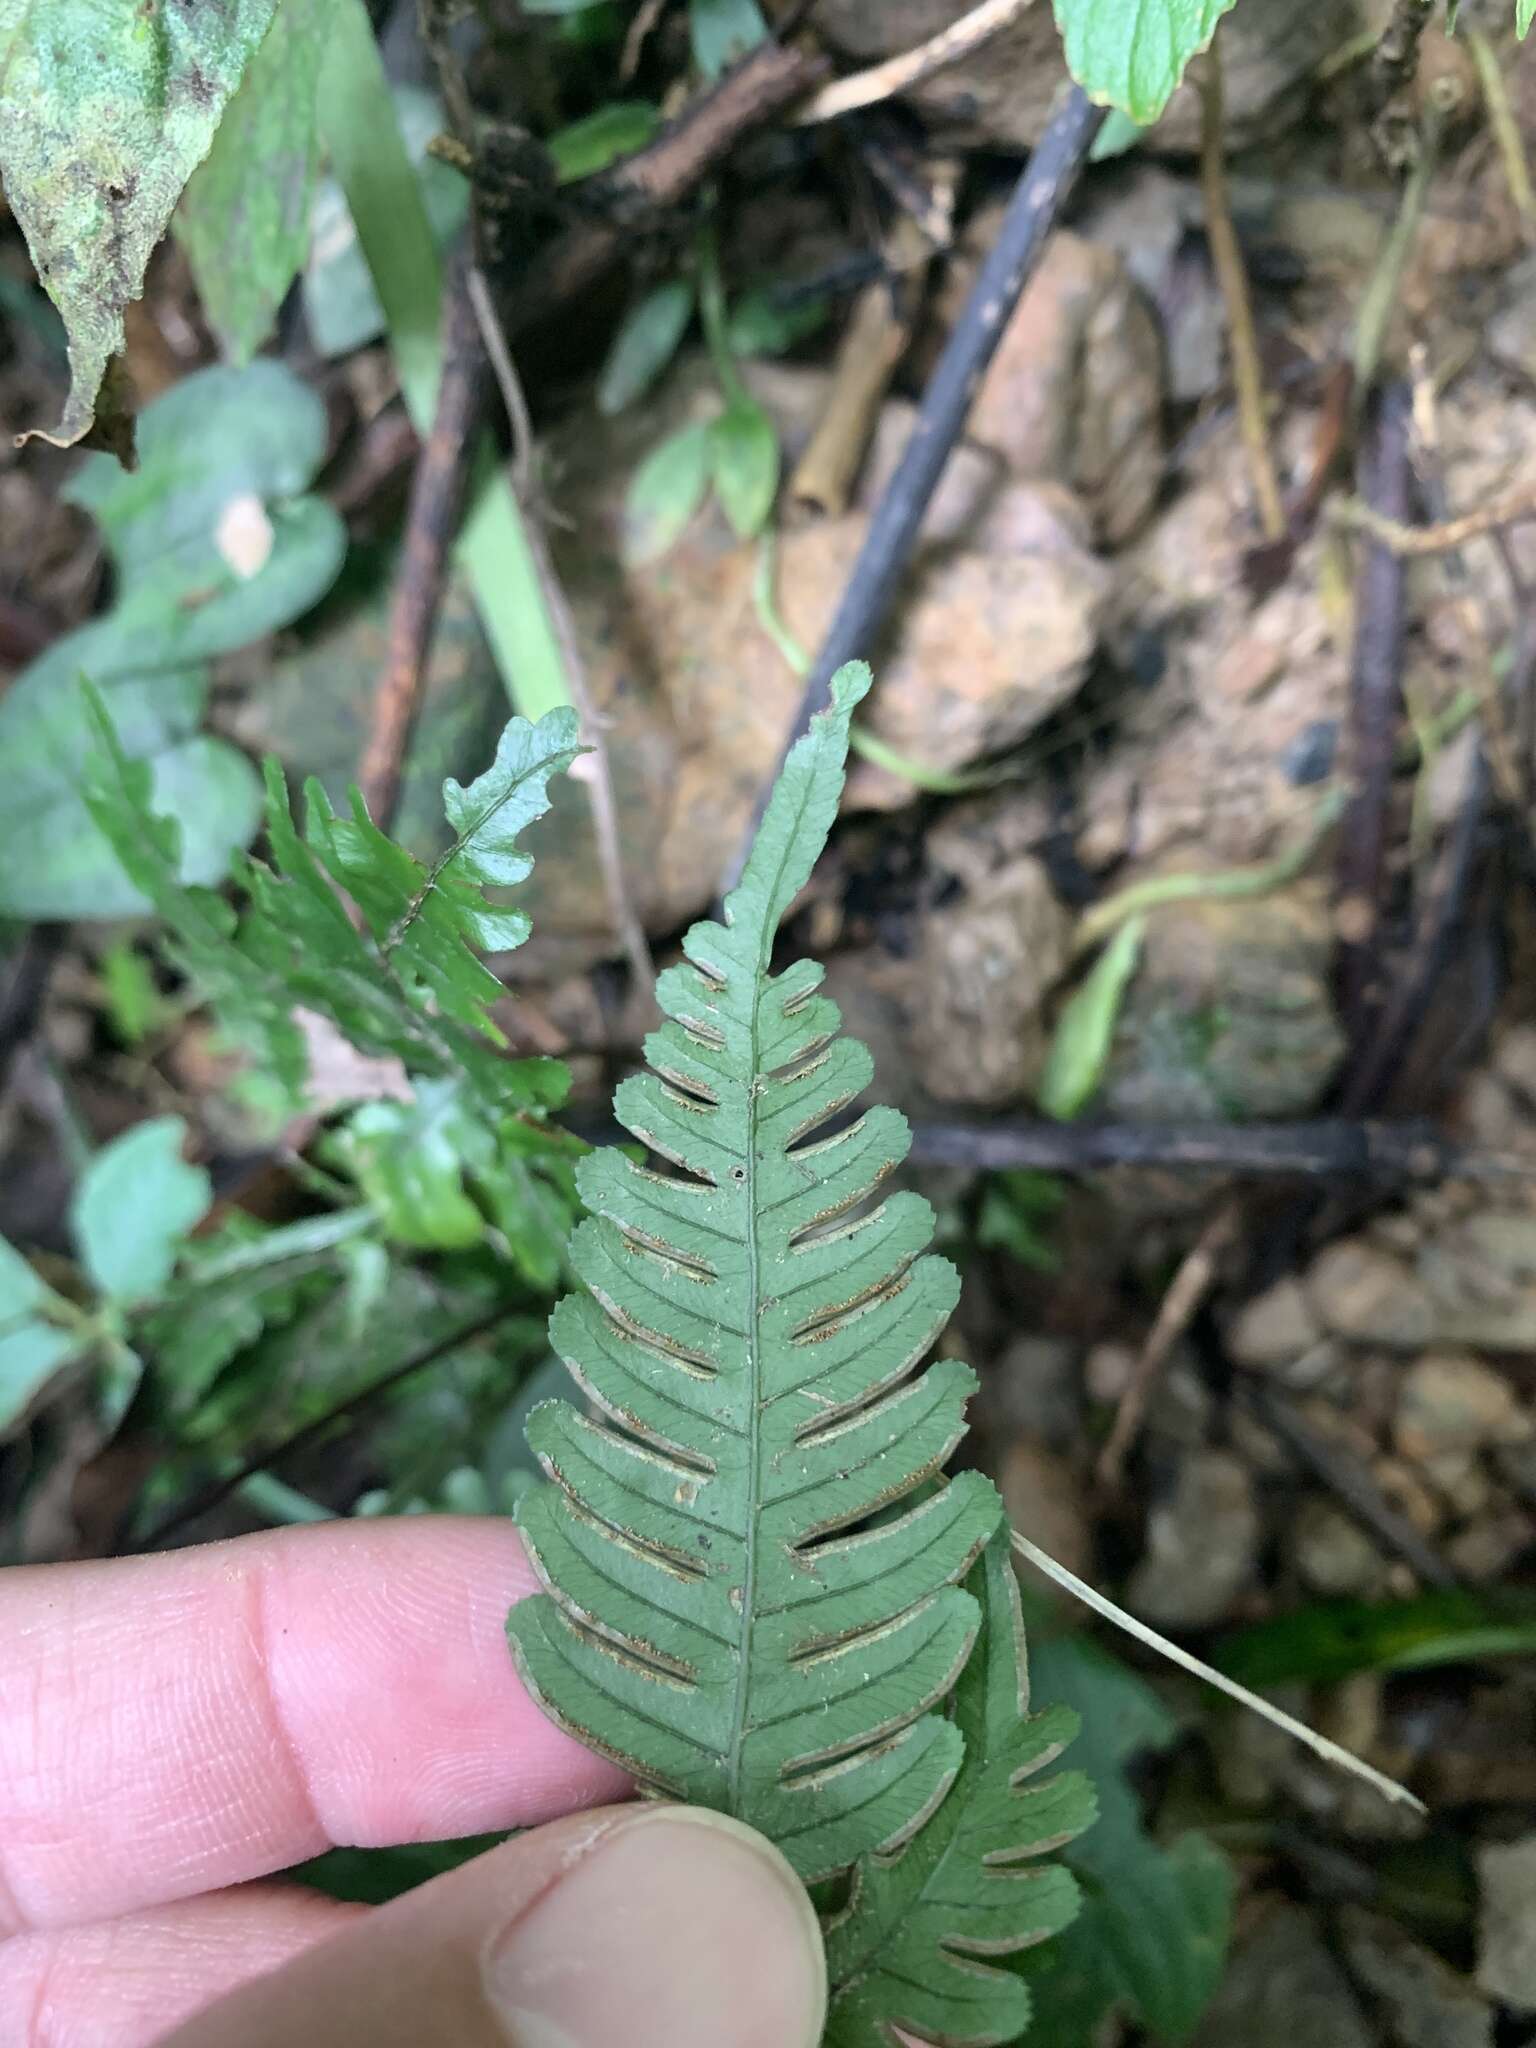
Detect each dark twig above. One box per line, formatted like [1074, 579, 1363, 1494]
[1239, 1379, 1458, 1590]
[358, 258, 487, 831]
[1341, 747, 1492, 1116]
[721, 83, 1107, 895]
[497, 42, 827, 345]
[130, 1303, 522, 1552]
[1368, 0, 1436, 117]
[1336, 382, 1414, 1042]
[908, 1117, 1533, 1183]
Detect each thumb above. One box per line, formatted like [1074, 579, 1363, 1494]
[161, 1805, 826, 2048]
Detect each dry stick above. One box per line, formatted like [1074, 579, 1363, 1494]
[1336, 383, 1414, 1043]
[793, 0, 1037, 125]
[791, 212, 934, 516]
[1333, 481, 1536, 558]
[724, 84, 1107, 894]
[359, 262, 486, 830]
[909, 1117, 1536, 1181]
[132, 1303, 523, 1552]
[1097, 1204, 1241, 1490]
[498, 42, 827, 345]
[1009, 1529, 1425, 1811]
[1198, 35, 1286, 543]
[465, 268, 657, 998]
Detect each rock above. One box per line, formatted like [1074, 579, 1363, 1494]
[1100, 888, 1347, 1123]
[987, 1336, 1082, 1447]
[909, 852, 1072, 1107]
[1419, 1212, 1536, 1351]
[1488, 254, 1536, 384]
[516, 357, 1110, 963]
[1394, 1355, 1533, 1459]
[954, 229, 1165, 546]
[1477, 1835, 1536, 2011]
[1447, 1511, 1532, 1584]
[1226, 1276, 1325, 1372]
[1307, 1241, 1436, 1350]
[1127, 1448, 1262, 1627]
[1191, 1902, 1371, 2048]
[997, 1436, 1093, 1585]
[1493, 1024, 1536, 1106]
[1339, 1906, 1492, 2048]
[815, 0, 1363, 156]
[1290, 1497, 1389, 1598]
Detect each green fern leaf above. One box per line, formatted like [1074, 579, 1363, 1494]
[825, 1532, 1096, 2048]
[507, 663, 1003, 1882]
[82, 688, 581, 1119]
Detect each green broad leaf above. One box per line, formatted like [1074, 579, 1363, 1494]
[725, 287, 832, 358]
[1039, 915, 1146, 1121]
[70, 1116, 213, 1306]
[825, 1534, 1095, 2048]
[548, 101, 660, 183]
[141, 1209, 374, 1419]
[1051, 0, 1240, 122]
[0, 360, 344, 921]
[176, 0, 339, 363]
[623, 421, 713, 564]
[0, 1236, 83, 1436]
[1218, 1589, 1536, 1690]
[84, 693, 581, 1238]
[0, 0, 282, 452]
[710, 399, 780, 541]
[508, 662, 1007, 1883]
[1019, 1636, 1234, 2045]
[598, 280, 697, 416]
[689, 0, 768, 79]
[334, 1081, 496, 1250]
[1522, 0, 1534, 37]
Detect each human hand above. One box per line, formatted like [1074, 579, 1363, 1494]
[0, 1519, 826, 2047]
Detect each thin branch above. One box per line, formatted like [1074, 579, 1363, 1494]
[1198, 34, 1285, 542]
[1010, 1529, 1425, 1812]
[1096, 1204, 1240, 1488]
[1467, 28, 1536, 240]
[465, 267, 657, 999]
[1332, 479, 1536, 558]
[359, 257, 486, 831]
[496, 41, 827, 344]
[793, 0, 1038, 126]
[1336, 382, 1414, 1041]
[723, 83, 1107, 896]
[907, 1118, 1536, 1181]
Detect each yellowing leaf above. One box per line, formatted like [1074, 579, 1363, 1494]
[0, 0, 282, 451]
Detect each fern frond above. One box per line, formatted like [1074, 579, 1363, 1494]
[825, 1533, 1096, 2048]
[82, 688, 581, 1119]
[507, 664, 1003, 1882]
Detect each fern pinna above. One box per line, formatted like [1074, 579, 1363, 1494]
[508, 663, 1093, 2044]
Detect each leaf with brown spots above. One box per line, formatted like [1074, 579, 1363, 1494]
[0, 0, 282, 453]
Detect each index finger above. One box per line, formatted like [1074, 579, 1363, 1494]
[0, 1518, 627, 1935]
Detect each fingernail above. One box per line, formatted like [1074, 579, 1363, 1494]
[483, 1806, 825, 2048]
